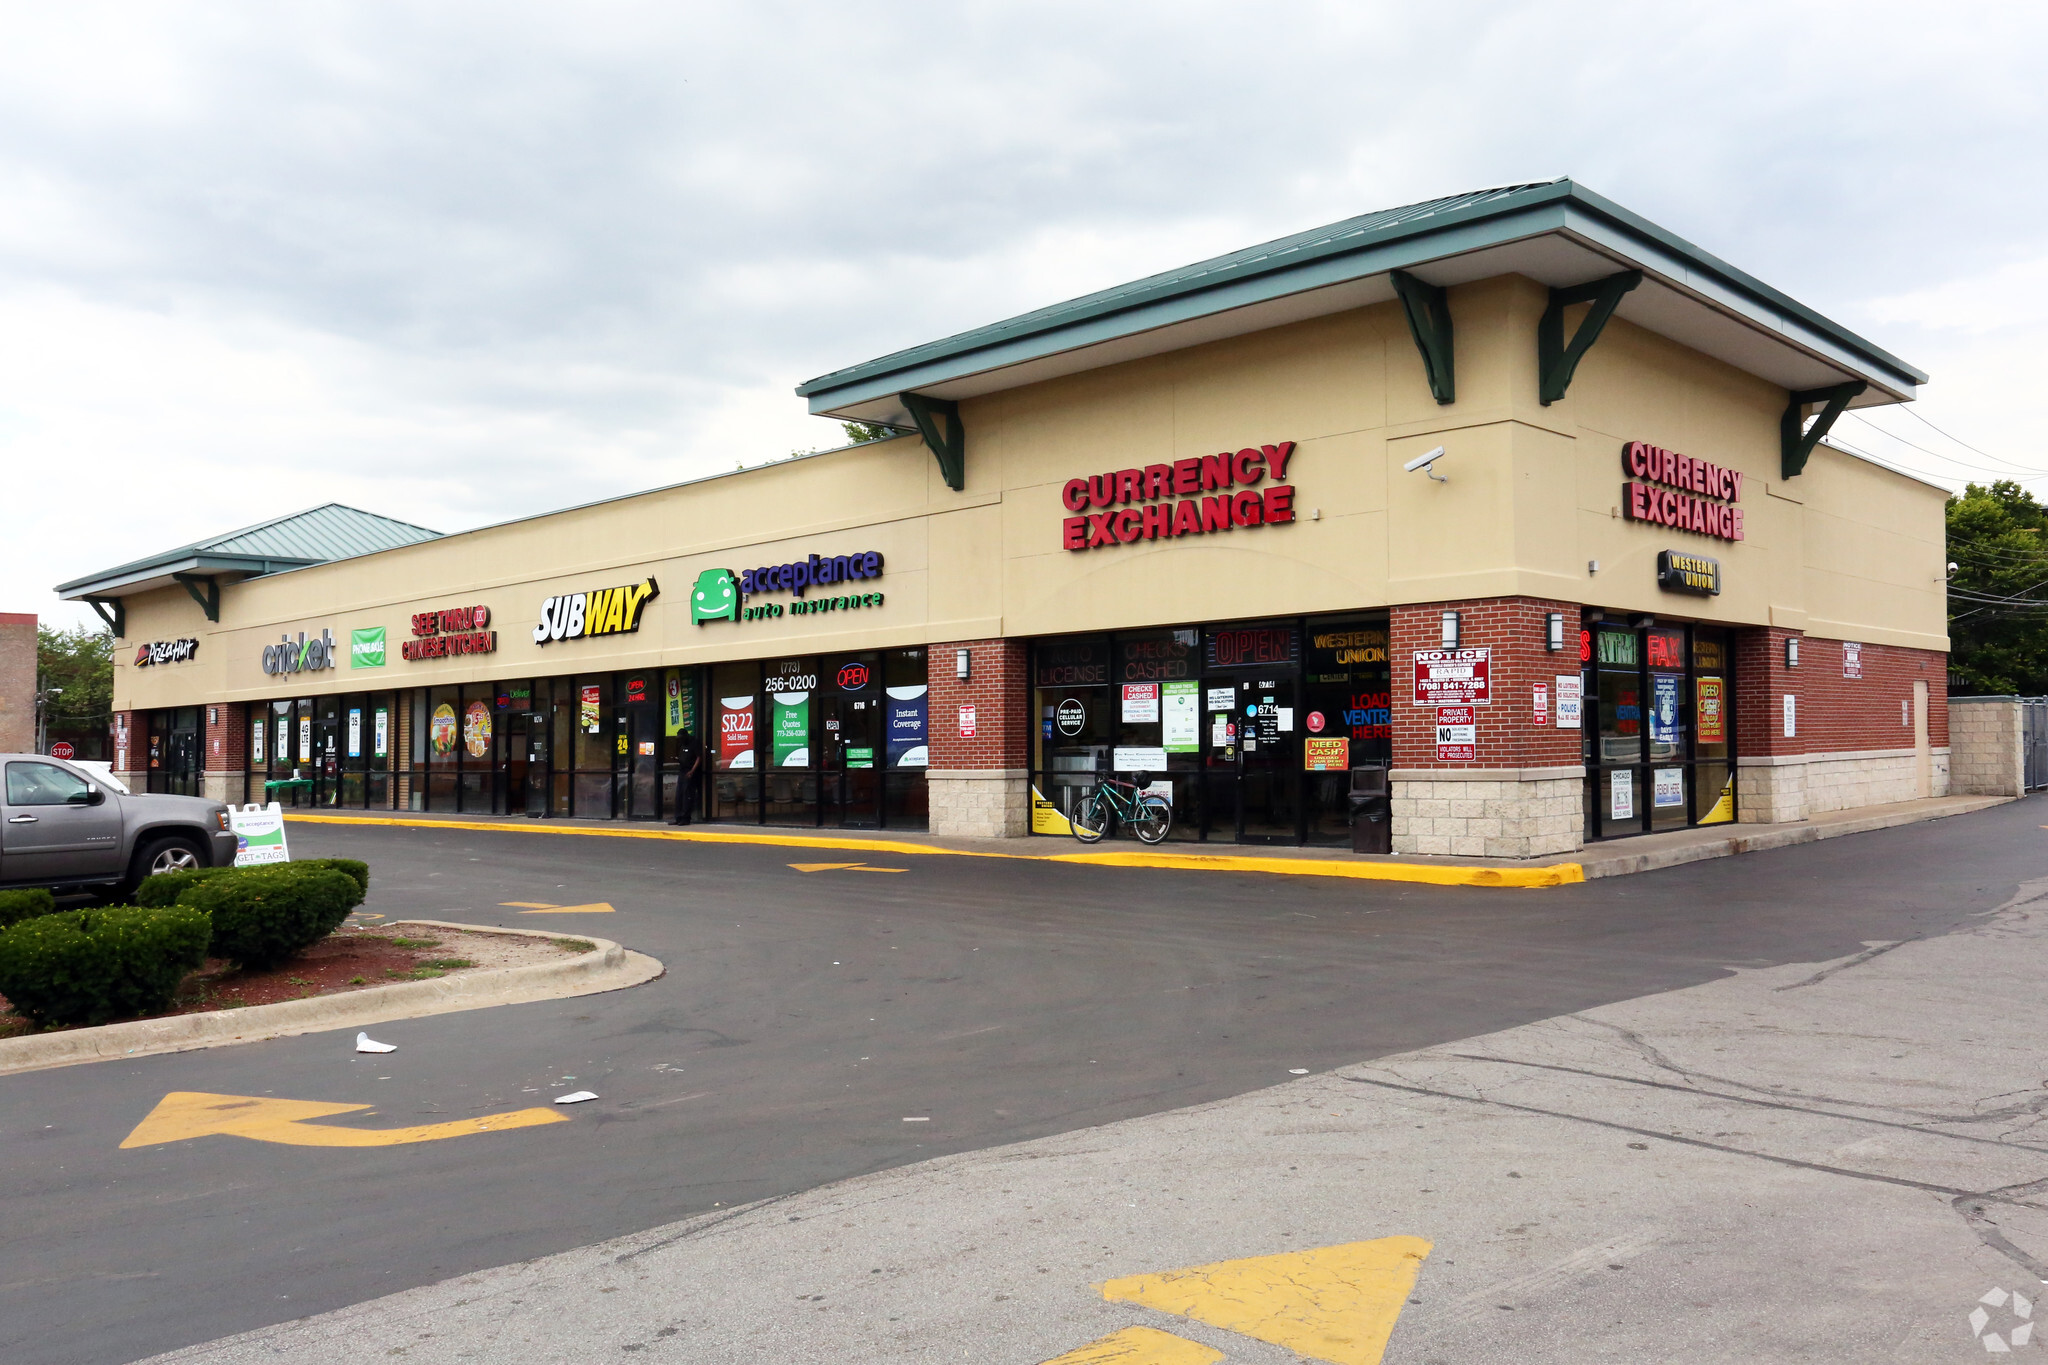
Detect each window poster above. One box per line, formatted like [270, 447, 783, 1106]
[580, 684, 602, 733]
[1303, 736, 1349, 771]
[1696, 677, 1725, 742]
[665, 670, 695, 737]
[1211, 712, 1234, 749]
[374, 708, 389, 759]
[347, 707, 362, 759]
[252, 720, 265, 762]
[1648, 673, 1680, 744]
[1121, 683, 1161, 723]
[1206, 686, 1236, 712]
[718, 696, 755, 768]
[278, 718, 291, 761]
[885, 685, 927, 766]
[299, 716, 313, 762]
[772, 689, 810, 767]
[1112, 746, 1168, 772]
[463, 701, 492, 759]
[430, 703, 457, 757]
[1161, 680, 1200, 752]
[1653, 767, 1685, 808]
[1609, 768, 1635, 821]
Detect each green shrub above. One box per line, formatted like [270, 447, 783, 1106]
[179, 865, 360, 969]
[134, 866, 235, 909]
[0, 905, 211, 1027]
[296, 858, 370, 899]
[0, 888, 58, 929]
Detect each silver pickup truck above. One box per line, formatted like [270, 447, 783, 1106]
[0, 754, 239, 897]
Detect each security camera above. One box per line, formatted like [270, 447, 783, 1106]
[1403, 445, 1447, 482]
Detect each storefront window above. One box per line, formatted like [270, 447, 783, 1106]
[1302, 615, 1390, 844]
[762, 657, 818, 823]
[573, 674, 612, 818]
[883, 647, 928, 829]
[426, 686, 460, 811]
[710, 661, 758, 821]
[1032, 635, 1110, 831]
[1692, 629, 1734, 825]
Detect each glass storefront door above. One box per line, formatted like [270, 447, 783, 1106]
[620, 672, 662, 820]
[1233, 673, 1300, 842]
[821, 653, 882, 828]
[1585, 617, 1737, 839]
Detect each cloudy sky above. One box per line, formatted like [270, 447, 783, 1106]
[5, 1, 2045, 629]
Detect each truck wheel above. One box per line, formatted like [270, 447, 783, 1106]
[126, 835, 206, 895]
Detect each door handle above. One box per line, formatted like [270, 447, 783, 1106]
[8, 814, 37, 823]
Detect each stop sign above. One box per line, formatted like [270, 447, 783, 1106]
[50, 741, 75, 760]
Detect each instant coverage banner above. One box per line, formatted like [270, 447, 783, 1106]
[886, 685, 928, 767]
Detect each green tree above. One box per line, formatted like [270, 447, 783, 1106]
[36, 624, 113, 735]
[1946, 481, 2048, 694]
[841, 421, 897, 445]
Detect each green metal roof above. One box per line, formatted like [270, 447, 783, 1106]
[798, 178, 1927, 415]
[57, 502, 443, 599]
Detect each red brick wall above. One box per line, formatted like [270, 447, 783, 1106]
[113, 708, 146, 777]
[1390, 598, 1584, 769]
[928, 638, 1031, 770]
[1736, 630, 1948, 757]
[206, 702, 248, 772]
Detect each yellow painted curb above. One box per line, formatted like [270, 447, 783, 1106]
[283, 813, 1581, 888]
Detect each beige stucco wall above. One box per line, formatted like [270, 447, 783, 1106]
[108, 271, 1948, 712]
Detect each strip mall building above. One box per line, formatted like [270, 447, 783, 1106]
[63, 180, 1949, 856]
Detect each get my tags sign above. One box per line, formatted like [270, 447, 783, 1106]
[230, 802, 290, 867]
[1413, 649, 1491, 706]
[1434, 706, 1477, 762]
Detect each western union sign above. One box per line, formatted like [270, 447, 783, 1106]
[1656, 549, 1721, 596]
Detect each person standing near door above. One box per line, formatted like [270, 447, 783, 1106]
[672, 731, 703, 825]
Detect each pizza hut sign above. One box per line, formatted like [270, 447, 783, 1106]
[134, 638, 199, 667]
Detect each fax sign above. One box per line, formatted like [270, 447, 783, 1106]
[1413, 648, 1492, 706]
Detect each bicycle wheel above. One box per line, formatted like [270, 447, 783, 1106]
[1069, 794, 1109, 843]
[1130, 794, 1173, 844]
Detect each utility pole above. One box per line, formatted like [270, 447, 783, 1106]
[33, 679, 63, 755]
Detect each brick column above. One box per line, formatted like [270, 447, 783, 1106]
[1734, 626, 1805, 822]
[1388, 597, 1584, 858]
[204, 702, 247, 804]
[113, 709, 149, 791]
[0, 612, 34, 754]
[926, 637, 1030, 838]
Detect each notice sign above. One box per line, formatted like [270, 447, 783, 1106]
[1206, 686, 1235, 712]
[1556, 675, 1583, 730]
[1303, 736, 1349, 771]
[1532, 683, 1550, 726]
[1413, 648, 1491, 706]
[1161, 680, 1200, 752]
[959, 704, 977, 738]
[1112, 746, 1167, 773]
[1434, 705, 1477, 762]
[1610, 769, 1635, 821]
[1842, 642, 1863, 679]
[1121, 683, 1160, 723]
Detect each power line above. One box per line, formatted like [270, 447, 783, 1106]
[1897, 404, 2042, 475]
[1843, 411, 2048, 482]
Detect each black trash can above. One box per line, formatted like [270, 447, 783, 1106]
[1349, 767, 1391, 855]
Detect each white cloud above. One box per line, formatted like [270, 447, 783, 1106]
[3, 0, 2047, 628]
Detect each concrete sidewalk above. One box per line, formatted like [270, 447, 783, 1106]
[146, 871, 2048, 1363]
[284, 792, 2015, 887]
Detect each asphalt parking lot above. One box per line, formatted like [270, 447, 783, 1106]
[3, 797, 2041, 1365]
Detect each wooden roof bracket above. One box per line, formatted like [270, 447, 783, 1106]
[1538, 270, 1643, 405]
[1389, 269, 1455, 405]
[900, 391, 965, 491]
[1780, 381, 1867, 479]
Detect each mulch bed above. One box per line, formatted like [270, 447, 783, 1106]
[0, 928, 478, 1040]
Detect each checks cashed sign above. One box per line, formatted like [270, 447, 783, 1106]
[1412, 649, 1491, 706]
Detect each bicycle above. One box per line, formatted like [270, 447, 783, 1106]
[1069, 774, 1173, 845]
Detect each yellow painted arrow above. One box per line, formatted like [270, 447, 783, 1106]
[120, 1091, 569, 1149]
[1041, 1326, 1221, 1364]
[788, 862, 908, 873]
[1095, 1237, 1431, 1365]
[502, 901, 616, 913]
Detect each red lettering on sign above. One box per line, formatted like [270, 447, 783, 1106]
[1062, 478, 1089, 512]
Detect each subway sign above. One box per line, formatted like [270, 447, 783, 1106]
[532, 578, 659, 645]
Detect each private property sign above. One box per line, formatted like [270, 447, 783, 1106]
[1412, 648, 1491, 706]
[1434, 706, 1477, 761]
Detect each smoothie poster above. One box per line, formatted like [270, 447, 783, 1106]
[579, 684, 602, 733]
[886, 685, 928, 767]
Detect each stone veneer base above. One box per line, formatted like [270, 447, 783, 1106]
[1390, 766, 1586, 859]
[926, 768, 1031, 839]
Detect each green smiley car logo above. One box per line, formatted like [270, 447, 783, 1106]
[691, 567, 738, 624]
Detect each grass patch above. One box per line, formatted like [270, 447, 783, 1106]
[388, 936, 442, 949]
[348, 975, 366, 985]
[419, 958, 475, 971]
[554, 938, 597, 954]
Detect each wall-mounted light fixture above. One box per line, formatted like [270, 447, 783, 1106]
[955, 648, 971, 681]
[1785, 637, 1800, 669]
[1632, 614, 1655, 630]
[1545, 613, 1565, 652]
[1440, 611, 1461, 649]
[1587, 559, 1600, 575]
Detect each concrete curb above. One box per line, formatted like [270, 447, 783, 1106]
[0, 921, 664, 1077]
[1579, 795, 2015, 878]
